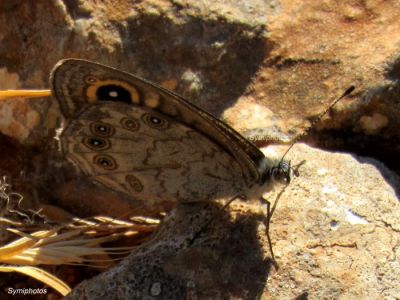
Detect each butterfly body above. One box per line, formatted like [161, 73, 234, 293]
[50, 59, 291, 206]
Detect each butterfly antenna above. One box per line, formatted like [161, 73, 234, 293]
[264, 86, 355, 265]
[280, 85, 355, 162]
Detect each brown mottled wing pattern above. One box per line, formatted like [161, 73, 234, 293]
[50, 59, 266, 187]
[59, 100, 246, 204]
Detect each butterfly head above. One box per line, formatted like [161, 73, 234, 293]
[259, 157, 303, 186]
[270, 160, 294, 184]
[259, 86, 355, 186]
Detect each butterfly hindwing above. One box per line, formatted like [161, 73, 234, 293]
[59, 99, 247, 203]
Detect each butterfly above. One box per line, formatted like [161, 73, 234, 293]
[50, 59, 294, 210]
[0, 59, 353, 262]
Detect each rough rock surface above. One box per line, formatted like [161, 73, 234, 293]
[1, 1, 400, 154]
[0, 1, 399, 299]
[65, 144, 400, 299]
[265, 144, 400, 299]
[65, 202, 273, 300]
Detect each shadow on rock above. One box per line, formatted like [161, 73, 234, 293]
[66, 201, 273, 300]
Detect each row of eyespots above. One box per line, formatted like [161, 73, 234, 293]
[89, 119, 141, 136]
[96, 113, 169, 131]
[92, 154, 144, 192]
[88, 111, 169, 136]
[83, 114, 169, 151]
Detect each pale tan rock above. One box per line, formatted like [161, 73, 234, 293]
[65, 144, 400, 299]
[265, 144, 400, 299]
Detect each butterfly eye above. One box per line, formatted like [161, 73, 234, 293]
[93, 154, 117, 170]
[90, 122, 115, 137]
[142, 113, 169, 130]
[83, 137, 111, 151]
[120, 117, 140, 131]
[270, 161, 292, 184]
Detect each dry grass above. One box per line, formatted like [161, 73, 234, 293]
[0, 177, 160, 296]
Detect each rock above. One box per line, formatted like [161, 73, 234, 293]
[0, 1, 399, 299]
[65, 202, 272, 300]
[265, 144, 400, 299]
[65, 144, 400, 299]
[0, 1, 399, 166]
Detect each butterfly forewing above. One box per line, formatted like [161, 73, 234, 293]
[50, 59, 267, 187]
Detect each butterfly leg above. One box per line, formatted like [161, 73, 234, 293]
[221, 194, 246, 211]
[224, 193, 280, 269]
[263, 159, 305, 267]
[261, 184, 289, 269]
[262, 196, 278, 269]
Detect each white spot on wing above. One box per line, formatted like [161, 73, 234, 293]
[109, 91, 118, 98]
